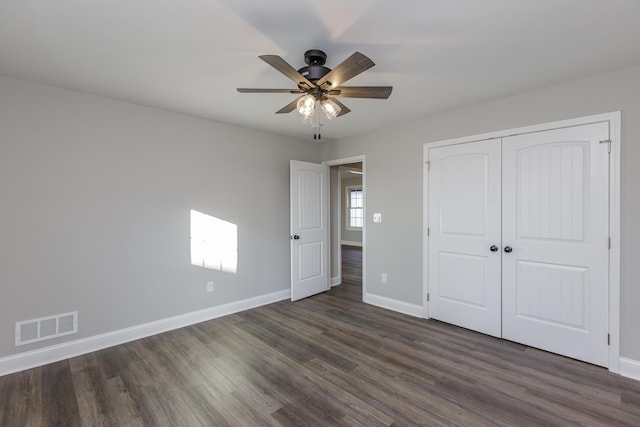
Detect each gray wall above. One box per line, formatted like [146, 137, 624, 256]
[321, 63, 640, 361]
[0, 75, 320, 358]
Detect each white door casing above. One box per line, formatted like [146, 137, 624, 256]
[290, 160, 330, 301]
[501, 122, 610, 366]
[324, 155, 367, 301]
[428, 140, 502, 337]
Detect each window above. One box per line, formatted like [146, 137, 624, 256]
[346, 186, 363, 229]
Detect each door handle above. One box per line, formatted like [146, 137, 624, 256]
[490, 245, 499, 252]
[291, 235, 300, 240]
[504, 246, 513, 253]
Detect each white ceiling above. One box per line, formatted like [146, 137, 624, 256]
[2, 1, 640, 142]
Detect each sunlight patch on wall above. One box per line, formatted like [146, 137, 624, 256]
[190, 210, 238, 273]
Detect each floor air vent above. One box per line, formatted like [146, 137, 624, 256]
[15, 311, 78, 346]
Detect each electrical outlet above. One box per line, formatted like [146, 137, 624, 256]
[381, 273, 388, 284]
[206, 281, 214, 293]
[373, 213, 382, 223]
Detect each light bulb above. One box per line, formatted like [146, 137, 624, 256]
[297, 95, 315, 119]
[320, 98, 341, 120]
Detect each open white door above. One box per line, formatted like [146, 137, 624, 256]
[290, 160, 329, 301]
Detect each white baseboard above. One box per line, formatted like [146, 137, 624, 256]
[364, 292, 423, 318]
[331, 276, 342, 287]
[0, 289, 290, 377]
[620, 357, 640, 381]
[340, 240, 362, 247]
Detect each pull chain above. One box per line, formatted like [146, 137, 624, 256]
[311, 105, 322, 141]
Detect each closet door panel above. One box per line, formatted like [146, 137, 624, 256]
[501, 122, 610, 367]
[428, 139, 502, 337]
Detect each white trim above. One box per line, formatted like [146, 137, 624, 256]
[336, 165, 343, 293]
[423, 111, 621, 372]
[364, 293, 423, 318]
[323, 155, 367, 302]
[608, 111, 621, 373]
[331, 276, 342, 287]
[323, 156, 366, 167]
[0, 289, 290, 377]
[425, 111, 621, 149]
[341, 240, 363, 247]
[423, 142, 430, 319]
[620, 357, 640, 381]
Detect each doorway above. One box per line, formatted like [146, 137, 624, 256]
[325, 156, 366, 301]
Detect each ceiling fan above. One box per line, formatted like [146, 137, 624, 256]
[237, 49, 392, 139]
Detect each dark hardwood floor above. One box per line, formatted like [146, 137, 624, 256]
[341, 245, 362, 287]
[1, 246, 639, 426]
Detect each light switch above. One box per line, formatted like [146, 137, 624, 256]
[373, 213, 382, 223]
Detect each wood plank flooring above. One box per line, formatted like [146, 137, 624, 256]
[341, 245, 362, 287]
[1, 246, 639, 426]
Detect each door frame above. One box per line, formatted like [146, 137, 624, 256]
[324, 155, 367, 301]
[423, 111, 621, 372]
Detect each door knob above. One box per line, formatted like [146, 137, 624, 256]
[490, 245, 499, 252]
[504, 246, 513, 253]
[291, 235, 300, 240]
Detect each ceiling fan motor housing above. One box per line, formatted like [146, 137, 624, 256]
[304, 49, 327, 65]
[297, 65, 331, 82]
[298, 49, 331, 83]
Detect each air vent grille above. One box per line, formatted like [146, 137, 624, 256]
[40, 318, 57, 338]
[15, 311, 78, 346]
[20, 322, 38, 342]
[58, 313, 75, 334]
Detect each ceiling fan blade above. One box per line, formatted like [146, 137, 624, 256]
[332, 99, 351, 117]
[237, 88, 304, 94]
[259, 55, 315, 89]
[275, 96, 302, 114]
[316, 52, 375, 89]
[332, 86, 392, 99]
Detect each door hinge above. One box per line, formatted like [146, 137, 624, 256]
[608, 333, 610, 346]
[600, 139, 612, 153]
[608, 237, 612, 250]
[426, 161, 430, 171]
[427, 293, 430, 302]
[427, 227, 430, 236]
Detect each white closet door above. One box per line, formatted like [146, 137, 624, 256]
[428, 139, 502, 337]
[501, 122, 610, 366]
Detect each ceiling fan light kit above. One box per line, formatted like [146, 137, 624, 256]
[320, 98, 341, 120]
[297, 94, 316, 120]
[238, 49, 392, 140]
